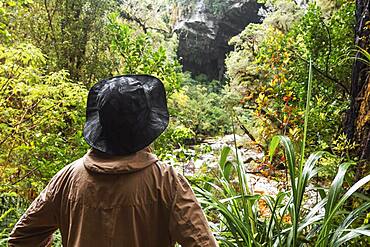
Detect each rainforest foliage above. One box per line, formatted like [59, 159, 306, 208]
[0, 0, 369, 246]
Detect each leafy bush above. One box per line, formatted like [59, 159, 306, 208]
[169, 83, 232, 137]
[225, 1, 354, 154]
[108, 13, 183, 95]
[154, 80, 232, 158]
[0, 193, 28, 245]
[153, 122, 195, 159]
[0, 43, 88, 199]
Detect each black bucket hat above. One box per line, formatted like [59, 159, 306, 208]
[83, 75, 169, 155]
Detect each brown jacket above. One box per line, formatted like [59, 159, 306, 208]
[8, 149, 218, 247]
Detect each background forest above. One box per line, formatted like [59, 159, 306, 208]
[1, 0, 370, 246]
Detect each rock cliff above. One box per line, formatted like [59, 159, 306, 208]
[174, 0, 262, 80]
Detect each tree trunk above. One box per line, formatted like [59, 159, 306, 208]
[345, 0, 370, 163]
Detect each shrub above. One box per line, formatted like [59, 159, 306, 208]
[0, 43, 88, 199]
[225, 1, 354, 154]
[168, 83, 232, 137]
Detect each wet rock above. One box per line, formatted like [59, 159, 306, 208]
[249, 174, 280, 195]
[204, 134, 252, 149]
[174, 0, 262, 80]
[170, 135, 320, 210]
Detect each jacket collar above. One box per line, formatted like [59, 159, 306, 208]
[83, 147, 158, 174]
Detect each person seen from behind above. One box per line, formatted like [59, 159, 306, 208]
[8, 75, 218, 247]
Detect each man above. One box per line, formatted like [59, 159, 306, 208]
[9, 75, 218, 247]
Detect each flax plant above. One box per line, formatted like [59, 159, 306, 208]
[195, 60, 370, 246]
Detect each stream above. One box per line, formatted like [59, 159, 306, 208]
[164, 134, 320, 211]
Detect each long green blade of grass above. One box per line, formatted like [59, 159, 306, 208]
[316, 173, 370, 246]
[330, 202, 370, 246]
[300, 58, 313, 172]
[333, 227, 370, 247]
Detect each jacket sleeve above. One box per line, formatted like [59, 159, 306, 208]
[169, 171, 218, 247]
[8, 175, 60, 247]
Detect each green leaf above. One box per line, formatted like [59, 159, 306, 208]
[223, 161, 233, 182]
[220, 146, 232, 170]
[269, 136, 280, 162]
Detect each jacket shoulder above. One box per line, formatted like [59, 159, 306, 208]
[154, 161, 176, 172]
[45, 158, 84, 198]
[153, 161, 180, 182]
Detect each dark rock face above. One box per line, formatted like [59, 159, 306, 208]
[174, 0, 262, 80]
